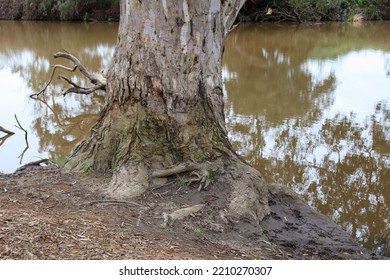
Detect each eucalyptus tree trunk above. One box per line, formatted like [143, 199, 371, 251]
[65, 0, 269, 221]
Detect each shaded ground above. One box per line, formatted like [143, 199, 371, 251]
[0, 167, 384, 260]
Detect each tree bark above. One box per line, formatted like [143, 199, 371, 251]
[65, 0, 269, 222]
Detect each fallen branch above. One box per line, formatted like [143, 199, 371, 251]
[31, 50, 106, 98]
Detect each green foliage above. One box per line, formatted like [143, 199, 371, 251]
[28, 0, 53, 18]
[39, 0, 53, 16]
[243, 0, 390, 22]
[56, 0, 82, 20]
[83, 11, 90, 22]
[29, 0, 119, 20]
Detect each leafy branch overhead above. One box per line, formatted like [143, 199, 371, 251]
[31, 50, 106, 98]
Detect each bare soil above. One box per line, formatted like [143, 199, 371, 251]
[0, 167, 384, 260]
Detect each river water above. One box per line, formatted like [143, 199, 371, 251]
[0, 21, 389, 256]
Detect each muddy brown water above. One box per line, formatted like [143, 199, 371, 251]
[0, 21, 389, 256]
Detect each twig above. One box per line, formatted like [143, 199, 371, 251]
[14, 115, 29, 164]
[30, 64, 78, 98]
[0, 134, 13, 147]
[0, 125, 15, 135]
[63, 84, 105, 96]
[82, 200, 144, 207]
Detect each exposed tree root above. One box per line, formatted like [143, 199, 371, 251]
[162, 204, 205, 228]
[15, 159, 49, 172]
[151, 162, 200, 178]
[152, 162, 215, 192]
[31, 50, 106, 98]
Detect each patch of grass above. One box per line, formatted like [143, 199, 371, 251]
[192, 224, 202, 236]
[118, 225, 131, 233]
[27, 243, 34, 253]
[85, 165, 94, 176]
[51, 156, 67, 167]
[207, 170, 215, 183]
[176, 174, 186, 190]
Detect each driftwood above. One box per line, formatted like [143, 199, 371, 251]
[31, 50, 106, 98]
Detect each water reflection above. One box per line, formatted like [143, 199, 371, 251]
[223, 23, 390, 256]
[0, 21, 117, 172]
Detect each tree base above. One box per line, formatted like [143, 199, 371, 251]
[65, 148, 270, 223]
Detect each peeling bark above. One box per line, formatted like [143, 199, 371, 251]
[65, 0, 270, 222]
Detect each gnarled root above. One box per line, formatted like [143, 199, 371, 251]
[150, 159, 270, 223]
[151, 162, 214, 191]
[30, 50, 106, 98]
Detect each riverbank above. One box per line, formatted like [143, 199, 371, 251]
[0, 167, 384, 259]
[1, 0, 390, 22]
[0, 0, 119, 21]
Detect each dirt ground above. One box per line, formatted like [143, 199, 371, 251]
[0, 166, 384, 260]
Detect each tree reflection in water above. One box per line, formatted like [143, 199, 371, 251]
[0, 21, 116, 168]
[31, 93, 103, 162]
[223, 23, 390, 256]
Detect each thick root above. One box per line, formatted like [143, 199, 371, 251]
[113, 158, 270, 223]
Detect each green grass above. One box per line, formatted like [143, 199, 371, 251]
[51, 156, 67, 167]
[176, 174, 186, 190]
[192, 225, 202, 236]
[118, 225, 131, 233]
[207, 170, 215, 183]
[27, 243, 34, 253]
